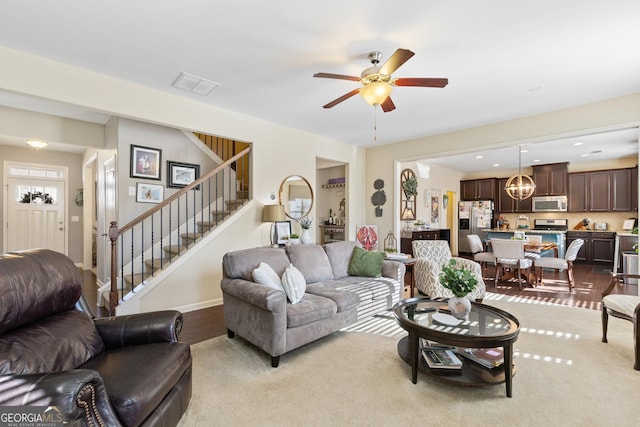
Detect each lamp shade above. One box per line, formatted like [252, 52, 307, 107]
[359, 82, 392, 106]
[262, 204, 286, 222]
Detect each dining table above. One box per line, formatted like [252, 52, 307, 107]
[523, 241, 559, 258]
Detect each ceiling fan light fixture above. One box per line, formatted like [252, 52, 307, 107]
[360, 82, 392, 106]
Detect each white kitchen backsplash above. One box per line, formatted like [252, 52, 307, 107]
[497, 211, 636, 231]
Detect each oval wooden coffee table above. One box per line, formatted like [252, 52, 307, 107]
[393, 297, 520, 397]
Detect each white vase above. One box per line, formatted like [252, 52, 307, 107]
[448, 297, 471, 319]
[301, 228, 312, 244]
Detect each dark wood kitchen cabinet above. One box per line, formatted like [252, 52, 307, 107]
[588, 170, 611, 212]
[568, 167, 635, 213]
[566, 231, 615, 264]
[497, 178, 532, 213]
[611, 167, 633, 212]
[460, 178, 496, 201]
[533, 162, 568, 196]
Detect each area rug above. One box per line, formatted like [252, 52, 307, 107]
[177, 296, 638, 426]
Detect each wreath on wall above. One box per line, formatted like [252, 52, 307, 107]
[19, 191, 54, 204]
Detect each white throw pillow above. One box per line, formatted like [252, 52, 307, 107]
[252, 262, 285, 292]
[281, 264, 306, 304]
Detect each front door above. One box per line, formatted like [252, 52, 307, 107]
[6, 177, 65, 253]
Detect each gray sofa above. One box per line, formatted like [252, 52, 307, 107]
[221, 240, 406, 367]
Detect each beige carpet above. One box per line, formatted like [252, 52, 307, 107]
[178, 296, 639, 426]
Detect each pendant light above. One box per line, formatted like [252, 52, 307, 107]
[505, 145, 536, 200]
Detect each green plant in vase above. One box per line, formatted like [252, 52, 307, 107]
[439, 259, 478, 319]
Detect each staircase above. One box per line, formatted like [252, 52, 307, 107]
[104, 143, 251, 314]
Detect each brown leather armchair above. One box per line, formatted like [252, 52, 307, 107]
[0, 249, 192, 426]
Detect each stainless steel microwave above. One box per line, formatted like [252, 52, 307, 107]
[532, 195, 568, 212]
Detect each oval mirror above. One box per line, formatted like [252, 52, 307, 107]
[279, 175, 314, 220]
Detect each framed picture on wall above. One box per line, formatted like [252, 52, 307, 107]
[275, 221, 292, 245]
[130, 144, 162, 180]
[167, 161, 200, 189]
[136, 182, 164, 204]
[430, 189, 441, 227]
[356, 225, 379, 251]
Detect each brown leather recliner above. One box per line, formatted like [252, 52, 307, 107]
[0, 249, 192, 426]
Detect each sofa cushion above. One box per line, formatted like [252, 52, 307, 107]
[305, 282, 360, 313]
[223, 247, 290, 281]
[285, 245, 334, 283]
[333, 276, 401, 301]
[286, 293, 337, 328]
[323, 240, 360, 279]
[282, 264, 306, 304]
[347, 246, 385, 278]
[0, 310, 105, 375]
[253, 262, 285, 292]
[80, 342, 191, 427]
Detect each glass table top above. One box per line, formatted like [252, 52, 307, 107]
[393, 298, 519, 338]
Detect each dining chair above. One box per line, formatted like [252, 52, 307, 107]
[466, 234, 495, 271]
[490, 238, 534, 290]
[601, 272, 640, 370]
[533, 238, 584, 291]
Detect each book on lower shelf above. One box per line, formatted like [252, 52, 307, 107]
[421, 348, 463, 370]
[458, 347, 505, 369]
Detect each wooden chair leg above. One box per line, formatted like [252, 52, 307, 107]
[601, 306, 609, 343]
[494, 265, 501, 287]
[567, 262, 575, 291]
[538, 267, 544, 286]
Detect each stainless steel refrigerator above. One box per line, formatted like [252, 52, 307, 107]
[458, 200, 493, 254]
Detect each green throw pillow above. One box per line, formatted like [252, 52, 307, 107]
[347, 246, 384, 278]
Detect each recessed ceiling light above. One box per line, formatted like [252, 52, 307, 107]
[172, 72, 220, 95]
[25, 139, 47, 149]
[533, 159, 541, 163]
[573, 142, 584, 146]
[492, 163, 500, 167]
[581, 153, 589, 157]
[475, 155, 484, 159]
[520, 149, 528, 153]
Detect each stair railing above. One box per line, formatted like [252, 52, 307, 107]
[108, 147, 250, 315]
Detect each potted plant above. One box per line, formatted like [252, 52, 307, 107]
[439, 259, 478, 318]
[298, 217, 313, 244]
[402, 176, 418, 198]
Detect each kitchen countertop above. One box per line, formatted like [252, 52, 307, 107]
[483, 228, 566, 234]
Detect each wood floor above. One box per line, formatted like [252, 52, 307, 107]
[79, 262, 637, 346]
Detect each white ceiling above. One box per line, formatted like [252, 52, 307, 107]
[1, 0, 639, 171]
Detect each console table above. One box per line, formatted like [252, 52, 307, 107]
[400, 229, 450, 256]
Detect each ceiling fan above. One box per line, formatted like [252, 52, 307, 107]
[313, 48, 448, 112]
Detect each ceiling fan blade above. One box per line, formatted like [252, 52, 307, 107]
[379, 48, 415, 76]
[313, 72, 361, 82]
[394, 77, 449, 88]
[380, 97, 396, 113]
[322, 88, 361, 109]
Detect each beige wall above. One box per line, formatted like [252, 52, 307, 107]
[366, 94, 640, 250]
[2, 45, 639, 313]
[0, 45, 367, 312]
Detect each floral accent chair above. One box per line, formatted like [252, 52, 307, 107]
[412, 240, 486, 301]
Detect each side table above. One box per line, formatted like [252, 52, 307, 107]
[400, 258, 416, 298]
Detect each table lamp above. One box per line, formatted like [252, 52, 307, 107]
[262, 204, 286, 246]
